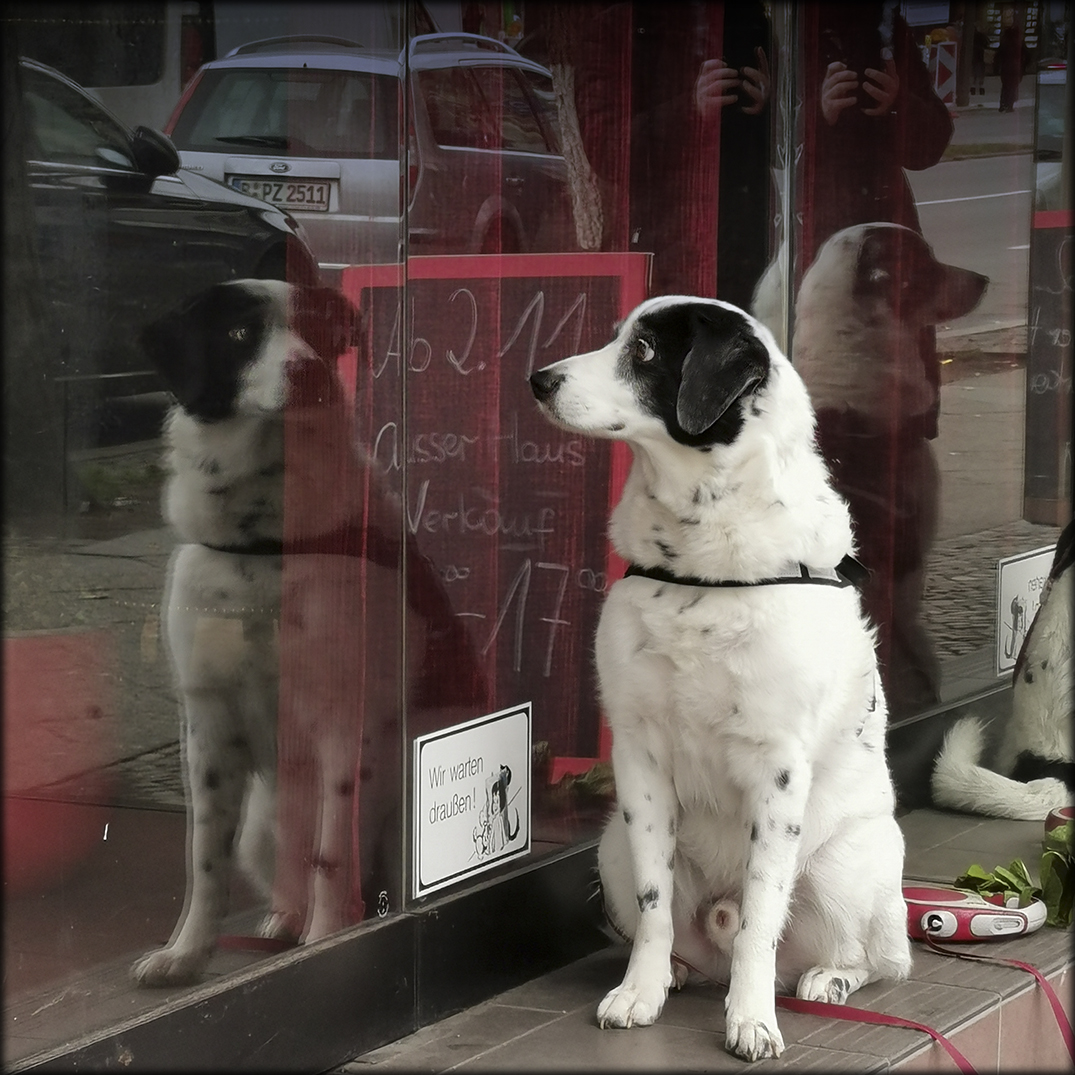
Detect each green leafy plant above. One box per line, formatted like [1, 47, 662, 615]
[1040, 820, 1073, 928]
[954, 830, 1074, 928]
[954, 858, 1041, 908]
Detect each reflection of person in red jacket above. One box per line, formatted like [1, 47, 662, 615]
[795, 3, 956, 716]
[996, 7, 1023, 113]
[802, 3, 953, 273]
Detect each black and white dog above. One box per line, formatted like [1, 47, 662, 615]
[932, 520, 1074, 818]
[785, 223, 988, 715]
[131, 279, 404, 987]
[530, 296, 911, 1061]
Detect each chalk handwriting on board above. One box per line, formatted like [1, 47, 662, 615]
[1038, 233, 1072, 297]
[371, 287, 589, 380]
[447, 288, 479, 374]
[1028, 231, 1074, 396]
[493, 290, 589, 378]
[344, 253, 650, 758]
[474, 559, 568, 677]
[450, 557, 608, 678]
[372, 417, 585, 472]
[406, 479, 557, 542]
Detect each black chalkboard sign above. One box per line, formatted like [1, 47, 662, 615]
[342, 254, 649, 769]
[1024, 212, 1073, 524]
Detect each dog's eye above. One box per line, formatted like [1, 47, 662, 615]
[635, 339, 655, 363]
[229, 325, 250, 343]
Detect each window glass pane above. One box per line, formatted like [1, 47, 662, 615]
[518, 68, 562, 153]
[418, 68, 499, 148]
[5, 0, 1072, 1066]
[785, 2, 1068, 739]
[23, 65, 137, 167]
[15, 2, 167, 87]
[170, 69, 400, 159]
[5, 2, 406, 1063]
[470, 66, 552, 153]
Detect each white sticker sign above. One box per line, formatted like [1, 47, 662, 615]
[995, 544, 1056, 677]
[413, 703, 531, 898]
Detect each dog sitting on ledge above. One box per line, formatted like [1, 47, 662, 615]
[530, 294, 911, 1062]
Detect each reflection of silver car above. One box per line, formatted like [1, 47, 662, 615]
[167, 33, 576, 271]
[1034, 65, 1067, 212]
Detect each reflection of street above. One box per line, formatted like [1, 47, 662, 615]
[895, 84, 1063, 703]
[5, 94, 1052, 801]
[4, 523, 180, 803]
[908, 94, 1034, 340]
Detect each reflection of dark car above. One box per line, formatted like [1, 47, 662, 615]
[18, 57, 319, 447]
[166, 33, 576, 272]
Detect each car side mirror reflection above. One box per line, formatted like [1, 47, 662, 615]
[131, 126, 180, 178]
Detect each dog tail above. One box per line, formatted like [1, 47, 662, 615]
[931, 716, 1070, 820]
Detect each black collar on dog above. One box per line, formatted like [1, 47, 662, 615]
[200, 522, 378, 562]
[202, 538, 284, 556]
[623, 554, 869, 590]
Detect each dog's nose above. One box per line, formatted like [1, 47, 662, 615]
[529, 368, 565, 403]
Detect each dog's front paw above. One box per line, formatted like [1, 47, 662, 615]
[597, 979, 668, 1029]
[724, 1011, 785, 1062]
[130, 946, 209, 988]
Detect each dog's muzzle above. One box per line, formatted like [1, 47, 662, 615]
[529, 368, 565, 404]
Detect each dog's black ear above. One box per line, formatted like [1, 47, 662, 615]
[933, 265, 988, 322]
[676, 309, 769, 437]
[142, 284, 269, 421]
[855, 226, 988, 323]
[293, 286, 363, 359]
[141, 306, 209, 413]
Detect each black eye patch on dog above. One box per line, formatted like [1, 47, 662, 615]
[142, 284, 273, 422]
[629, 303, 770, 446]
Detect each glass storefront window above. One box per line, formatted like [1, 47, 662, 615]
[4, 2, 1071, 1068]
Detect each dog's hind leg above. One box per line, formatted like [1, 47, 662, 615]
[236, 771, 276, 900]
[789, 812, 912, 1004]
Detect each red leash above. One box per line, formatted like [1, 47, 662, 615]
[775, 994, 977, 1073]
[671, 937, 1073, 1075]
[923, 933, 1074, 1065]
[672, 952, 976, 1072]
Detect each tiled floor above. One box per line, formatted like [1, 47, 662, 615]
[338, 810, 1073, 1072]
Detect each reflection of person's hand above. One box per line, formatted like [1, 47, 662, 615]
[739, 47, 771, 115]
[861, 58, 899, 115]
[821, 61, 859, 125]
[695, 58, 741, 119]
